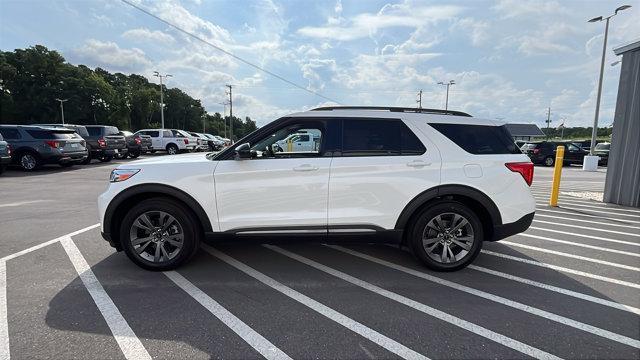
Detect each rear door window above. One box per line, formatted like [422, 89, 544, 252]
[429, 123, 521, 154]
[86, 127, 103, 137]
[341, 118, 425, 156]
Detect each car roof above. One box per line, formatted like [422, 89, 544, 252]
[287, 109, 499, 126]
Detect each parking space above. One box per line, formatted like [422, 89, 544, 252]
[1, 164, 638, 359]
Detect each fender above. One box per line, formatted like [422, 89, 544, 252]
[104, 183, 213, 247]
[394, 184, 502, 230]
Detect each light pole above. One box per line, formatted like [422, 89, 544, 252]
[55, 98, 68, 124]
[437, 80, 455, 110]
[153, 71, 172, 129]
[587, 4, 631, 155]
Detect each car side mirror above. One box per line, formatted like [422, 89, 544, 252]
[234, 143, 252, 160]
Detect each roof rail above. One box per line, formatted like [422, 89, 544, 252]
[310, 106, 472, 117]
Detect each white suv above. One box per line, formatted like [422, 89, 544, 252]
[99, 107, 535, 271]
[135, 129, 197, 154]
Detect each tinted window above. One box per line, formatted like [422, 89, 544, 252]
[430, 123, 521, 154]
[73, 126, 89, 137]
[342, 119, 424, 156]
[104, 126, 119, 136]
[0, 128, 21, 140]
[26, 130, 75, 139]
[86, 127, 102, 137]
[148, 131, 160, 137]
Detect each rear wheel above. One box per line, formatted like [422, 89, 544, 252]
[409, 201, 483, 272]
[114, 152, 126, 160]
[99, 155, 113, 162]
[120, 198, 201, 271]
[19, 152, 40, 171]
[544, 156, 554, 167]
[166, 144, 178, 155]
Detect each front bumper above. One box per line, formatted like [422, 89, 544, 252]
[491, 212, 534, 241]
[0, 155, 11, 165]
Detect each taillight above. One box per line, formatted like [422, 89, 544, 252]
[533, 148, 540, 154]
[505, 162, 534, 186]
[135, 137, 142, 145]
[184, 139, 189, 144]
[98, 138, 107, 148]
[44, 140, 60, 148]
[6, 144, 11, 156]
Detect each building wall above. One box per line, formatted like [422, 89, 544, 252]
[604, 47, 640, 207]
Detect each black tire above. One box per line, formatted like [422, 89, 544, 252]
[99, 155, 113, 163]
[120, 198, 201, 271]
[409, 201, 483, 272]
[18, 152, 40, 171]
[129, 150, 141, 158]
[114, 152, 126, 160]
[81, 151, 92, 165]
[166, 144, 178, 155]
[149, 150, 156, 154]
[544, 156, 554, 167]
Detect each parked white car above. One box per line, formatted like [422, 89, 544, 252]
[134, 129, 197, 155]
[188, 132, 210, 151]
[100, 106, 535, 271]
[273, 130, 321, 152]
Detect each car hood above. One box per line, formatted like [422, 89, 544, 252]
[120, 152, 213, 167]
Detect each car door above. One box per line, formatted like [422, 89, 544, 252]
[213, 118, 332, 233]
[328, 117, 441, 230]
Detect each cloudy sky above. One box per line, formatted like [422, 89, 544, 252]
[1, 0, 639, 127]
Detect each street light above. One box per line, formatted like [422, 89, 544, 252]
[153, 71, 172, 129]
[55, 98, 68, 125]
[437, 80, 455, 110]
[587, 4, 631, 157]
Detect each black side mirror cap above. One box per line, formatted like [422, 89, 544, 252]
[234, 143, 252, 159]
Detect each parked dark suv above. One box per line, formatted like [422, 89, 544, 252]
[0, 133, 11, 175]
[84, 125, 127, 163]
[0, 125, 88, 171]
[522, 141, 588, 166]
[117, 131, 152, 159]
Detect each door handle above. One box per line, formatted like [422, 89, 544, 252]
[406, 160, 431, 167]
[293, 164, 319, 171]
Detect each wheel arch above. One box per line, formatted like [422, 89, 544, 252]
[395, 184, 502, 242]
[104, 183, 213, 250]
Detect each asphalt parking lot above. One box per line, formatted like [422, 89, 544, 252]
[1, 160, 638, 359]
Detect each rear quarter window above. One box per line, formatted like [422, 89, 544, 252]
[0, 128, 21, 140]
[429, 123, 521, 154]
[26, 130, 75, 139]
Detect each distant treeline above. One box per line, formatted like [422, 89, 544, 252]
[542, 126, 612, 140]
[0, 45, 256, 139]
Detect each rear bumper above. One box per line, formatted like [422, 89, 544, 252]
[490, 212, 534, 241]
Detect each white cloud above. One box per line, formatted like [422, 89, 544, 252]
[492, 0, 567, 19]
[72, 39, 151, 72]
[122, 28, 175, 43]
[297, 3, 463, 41]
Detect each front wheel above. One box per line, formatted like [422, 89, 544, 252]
[409, 201, 483, 272]
[120, 198, 201, 271]
[544, 156, 554, 167]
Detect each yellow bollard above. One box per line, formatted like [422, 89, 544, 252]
[549, 145, 565, 207]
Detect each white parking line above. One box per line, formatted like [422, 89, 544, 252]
[164, 271, 292, 360]
[535, 213, 640, 230]
[535, 208, 640, 224]
[501, 241, 640, 272]
[467, 265, 640, 315]
[528, 227, 640, 247]
[0, 224, 101, 263]
[322, 245, 640, 350]
[532, 219, 640, 238]
[0, 261, 8, 360]
[0, 200, 51, 208]
[535, 202, 640, 219]
[60, 237, 151, 360]
[269, 245, 561, 360]
[201, 245, 429, 360]
[481, 250, 640, 289]
[517, 233, 640, 258]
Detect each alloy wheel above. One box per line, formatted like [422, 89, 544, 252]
[129, 211, 184, 263]
[20, 154, 37, 170]
[422, 212, 475, 264]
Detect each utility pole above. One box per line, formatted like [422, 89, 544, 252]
[588, 5, 631, 155]
[153, 71, 172, 129]
[437, 80, 455, 110]
[545, 107, 552, 138]
[226, 84, 233, 142]
[55, 98, 68, 125]
[219, 102, 228, 138]
[416, 90, 423, 109]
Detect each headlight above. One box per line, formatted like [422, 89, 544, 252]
[110, 169, 140, 182]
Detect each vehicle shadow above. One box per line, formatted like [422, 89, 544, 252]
[43, 241, 638, 358]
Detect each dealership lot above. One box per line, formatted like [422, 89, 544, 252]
[0, 163, 638, 359]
